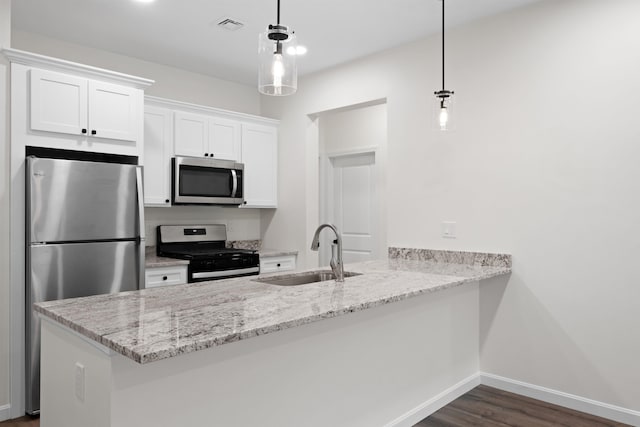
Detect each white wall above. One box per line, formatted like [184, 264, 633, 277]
[0, 0, 10, 411]
[261, 0, 640, 413]
[320, 102, 387, 154]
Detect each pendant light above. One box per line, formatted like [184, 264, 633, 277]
[258, 0, 297, 96]
[434, 0, 454, 131]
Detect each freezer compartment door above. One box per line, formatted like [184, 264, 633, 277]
[26, 240, 142, 414]
[28, 156, 140, 242]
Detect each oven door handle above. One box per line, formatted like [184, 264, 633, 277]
[192, 267, 259, 280]
[231, 169, 238, 198]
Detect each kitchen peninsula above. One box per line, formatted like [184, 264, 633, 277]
[35, 248, 511, 427]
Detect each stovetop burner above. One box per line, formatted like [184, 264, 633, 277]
[159, 247, 256, 260]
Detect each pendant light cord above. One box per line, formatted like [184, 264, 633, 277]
[277, 0, 281, 25]
[442, 0, 445, 91]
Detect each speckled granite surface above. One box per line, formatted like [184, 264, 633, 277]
[389, 247, 512, 268]
[35, 251, 511, 364]
[226, 240, 261, 250]
[145, 247, 189, 268]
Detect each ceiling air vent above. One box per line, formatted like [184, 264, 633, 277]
[216, 18, 244, 31]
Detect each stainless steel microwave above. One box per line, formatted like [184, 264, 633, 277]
[172, 156, 244, 205]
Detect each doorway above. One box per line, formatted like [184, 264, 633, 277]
[317, 102, 387, 267]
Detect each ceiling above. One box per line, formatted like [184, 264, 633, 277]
[11, 0, 541, 86]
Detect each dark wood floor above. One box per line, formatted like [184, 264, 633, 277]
[0, 386, 629, 426]
[415, 385, 630, 427]
[0, 416, 38, 427]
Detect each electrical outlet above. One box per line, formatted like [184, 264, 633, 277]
[441, 221, 457, 239]
[75, 362, 85, 402]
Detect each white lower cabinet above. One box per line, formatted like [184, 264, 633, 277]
[260, 254, 297, 274]
[145, 265, 188, 288]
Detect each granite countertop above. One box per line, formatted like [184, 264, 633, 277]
[35, 248, 511, 364]
[145, 251, 189, 268]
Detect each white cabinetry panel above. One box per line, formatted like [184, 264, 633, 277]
[145, 265, 187, 288]
[210, 117, 241, 161]
[30, 69, 87, 136]
[174, 111, 209, 158]
[88, 80, 137, 141]
[260, 255, 296, 274]
[144, 106, 173, 206]
[241, 124, 277, 208]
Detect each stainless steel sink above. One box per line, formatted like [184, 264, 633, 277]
[254, 270, 362, 286]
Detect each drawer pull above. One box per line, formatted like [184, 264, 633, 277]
[277, 263, 281, 267]
[162, 276, 168, 281]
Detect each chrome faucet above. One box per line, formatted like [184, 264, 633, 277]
[310, 224, 344, 282]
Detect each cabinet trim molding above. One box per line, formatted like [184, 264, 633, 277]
[146, 95, 279, 127]
[2, 48, 154, 89]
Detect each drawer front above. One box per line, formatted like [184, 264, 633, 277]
[260, 255, 296, 274]
[145, 266, 188, 288]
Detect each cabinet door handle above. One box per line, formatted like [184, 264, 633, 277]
[81, 128, 87, 134]
[204, 153, 209, 157]
[91, 130, 97, 135]
[277, 263, 281, 267]
[165, 199, 170, 203]
[162, 276, 168, 281]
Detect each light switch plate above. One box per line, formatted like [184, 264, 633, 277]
[441, 221, 457, 239]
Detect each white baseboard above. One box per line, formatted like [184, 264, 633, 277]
[385, 373, 481, 427]
[480, 372, 640, 426]
[0, 404, 11, 422]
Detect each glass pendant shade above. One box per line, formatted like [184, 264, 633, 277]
[432, 95, 455, 131]
[258, 30, 297, 96]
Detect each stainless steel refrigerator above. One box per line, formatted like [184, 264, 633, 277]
[26, 155, 145, 415]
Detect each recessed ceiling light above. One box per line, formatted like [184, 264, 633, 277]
[286, 45, 308, 56]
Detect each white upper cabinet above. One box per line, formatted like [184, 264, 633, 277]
[210, 117, 241, 161]
[30, 69, 87, 136]
[6, 49, 153, 158]
[241, 123, 277, 208]
[174, 111, 209, 158]
[30, 69, 139, 142]
[144, 95, 279, 209]
[174, 112, 241, 161]
[144, 106, 173, 207]
[87, 80, 138, 141]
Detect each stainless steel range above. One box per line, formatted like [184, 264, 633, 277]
[157, 224, 259, 282]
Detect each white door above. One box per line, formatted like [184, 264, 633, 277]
[88, 80, 138, 141]
[209, 117, 241, 161]
[241, 123, 278, 208]
[30, 69, 87, 136]
[325, 152, 377, 264]
[143, 106, 173, 206]
[174, 111, 209, 157]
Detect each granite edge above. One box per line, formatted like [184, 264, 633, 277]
[388, 247, 512, 268]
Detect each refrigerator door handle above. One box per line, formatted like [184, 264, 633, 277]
[136, 166, 146, 289]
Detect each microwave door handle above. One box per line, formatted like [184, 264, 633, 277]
[231, 169, 238, 198]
